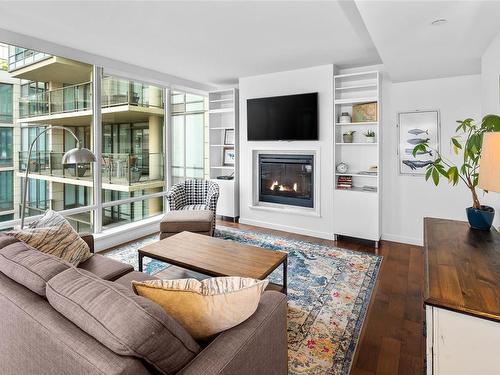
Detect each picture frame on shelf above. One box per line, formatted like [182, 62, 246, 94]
[224, 129, 235, 145]
[397, 110, 440, 175]
[223, 147, 236, 166]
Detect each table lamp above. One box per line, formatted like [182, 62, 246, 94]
[478, 132, 500, 230]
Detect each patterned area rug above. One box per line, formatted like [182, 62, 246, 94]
[104, 226, 382, 375]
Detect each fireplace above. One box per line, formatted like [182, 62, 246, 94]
[259, 154, 314, 208]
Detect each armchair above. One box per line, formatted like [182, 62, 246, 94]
[166, 179, 219, 234]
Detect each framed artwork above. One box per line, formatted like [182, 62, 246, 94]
[398, 110, 440, 175]
[224, 129, 235, 145]
[223, 147, 236, 166]
[352, 102, 377, 122]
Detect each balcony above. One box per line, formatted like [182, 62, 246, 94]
[18, 151, 164, 191]
[8, 47, 51, 72]
[18, 77, 164, 125]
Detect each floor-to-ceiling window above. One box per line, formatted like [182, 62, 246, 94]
[171, 91, 207, 184]
[0, 127, 13, 166]
[0, 83, 12, 123]
[100, 75, 166, 230]
[0, 171, 13, 212]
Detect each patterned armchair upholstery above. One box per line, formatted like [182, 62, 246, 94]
[165, 179, 219, 234]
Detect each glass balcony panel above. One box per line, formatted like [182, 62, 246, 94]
[101, 152, 163, 185]
[102, 196, 164, 230]
[18, 151, 94, 180]
[18, 82, 91, 118]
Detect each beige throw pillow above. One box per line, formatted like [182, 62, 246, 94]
[7, 210, 92, 266]
[132, 277, 269, 340]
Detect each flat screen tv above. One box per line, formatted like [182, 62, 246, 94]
[247, 92, 318, 141]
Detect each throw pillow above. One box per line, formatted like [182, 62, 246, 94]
[7, 210, 92, 266]
[46, 268, 200, 375]
[0, 240, 72, 296]
[132, 277, 269, 340]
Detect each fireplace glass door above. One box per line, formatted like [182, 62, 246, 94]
[259, 154, 313, 208]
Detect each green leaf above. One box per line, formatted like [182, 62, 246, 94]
[482, 114, 500, 132]
[425, 166, 433, 181]
[432, 167, 440, 186]
[412, 144, 427, 157]
[451, 137, 462, 151]
[447, 166, 459, 185]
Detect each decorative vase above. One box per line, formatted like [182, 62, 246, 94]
[343, 134, 354, 143]
[466, 205, 495, 230]
[339, 112, 351, 124]
[365, 136, 375, 143]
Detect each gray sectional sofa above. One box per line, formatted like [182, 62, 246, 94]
[0, 233, 288, 375]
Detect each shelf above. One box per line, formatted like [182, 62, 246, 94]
[335, 84, 377, 91]
[335, 97, 378, 105]
[209, 108, 234, 114]
[209, 98, 234, 103]
[335, 121, 378, 126]
[210, 127, 234, 130]
[335, 142, 378, 146]
[334, 71, 379, 79]
[335, 186, 378, 193]
[336, 172, 378, 178]
[210, 166, 235, 169]
[210, 144, 234, 147]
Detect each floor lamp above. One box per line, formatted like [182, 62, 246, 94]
[20, 126, 96, 229]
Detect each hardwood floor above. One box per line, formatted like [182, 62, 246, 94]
[219, 220, 425, 375]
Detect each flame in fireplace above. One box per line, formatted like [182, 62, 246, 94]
[269, 181, 298, 192]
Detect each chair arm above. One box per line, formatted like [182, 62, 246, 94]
[178, 291, 288, 375]
[205, 184, 220, 213]
[166, 184, 185, 211]
[79, 233, 94, 254]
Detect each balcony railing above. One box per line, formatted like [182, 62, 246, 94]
[18, 151, 164, 186]
[8, 47, 51, 72]
[19, 81, 92, 118]
[18, 77, 164, 119]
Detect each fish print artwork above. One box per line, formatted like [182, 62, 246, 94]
[408, 128, 428, 135]
[402, 160, 434, 170]
[407, 138, 430, 145]
[404, 148, 433, 156]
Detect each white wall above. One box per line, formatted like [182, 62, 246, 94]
[481, 31, 500, 115]
[382, 74, 500, 245]
[238, 65, 334, 239]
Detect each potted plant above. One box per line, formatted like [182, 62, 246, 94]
[364, 130, 376, 143]
[343, 130, 356, 143]
[412, 114, 500, 230]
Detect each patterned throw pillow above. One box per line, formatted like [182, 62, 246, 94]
[132, 277, 268, 340]
[7, 210, 92, 266]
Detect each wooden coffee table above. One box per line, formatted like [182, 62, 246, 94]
[138, 231, 288, 294]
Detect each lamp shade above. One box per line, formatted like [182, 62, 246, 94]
[479, 132, 500, 192]
[62, 147, 96, 164]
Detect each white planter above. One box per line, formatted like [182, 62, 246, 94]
[365, 137, 376, 143]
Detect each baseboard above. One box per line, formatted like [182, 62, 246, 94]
[381, 233, 423, 246]
[238, 217, 334, 240]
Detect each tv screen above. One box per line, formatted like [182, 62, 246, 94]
[247, 93, 318, 141]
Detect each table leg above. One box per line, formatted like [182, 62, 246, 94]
[283, 257, 288, 295]
[138, 253, 144, 272]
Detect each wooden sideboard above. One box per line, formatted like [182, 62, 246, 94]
[424, 217, 500, 375]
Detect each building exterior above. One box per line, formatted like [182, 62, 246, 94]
[7, 45, 167, 231]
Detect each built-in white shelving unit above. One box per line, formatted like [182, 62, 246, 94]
[333, 70, 381, 245]
[208, 88, 239, 221]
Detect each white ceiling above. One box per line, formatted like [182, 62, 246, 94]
[0, 1, 381, 87]
[355, 0, 500, 82]
[0, 1, 499, 86]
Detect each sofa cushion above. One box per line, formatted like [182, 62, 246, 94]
[7, 210, 92, 266]
[46, 267, 200, 375]
[114, 271, 159, 291]
[0, 241, 72, 296]
[0, 233, 19, 249]
[160, 210, 213, 233]
[78, 254, 133, 281]
[132, 277, 269, 340]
